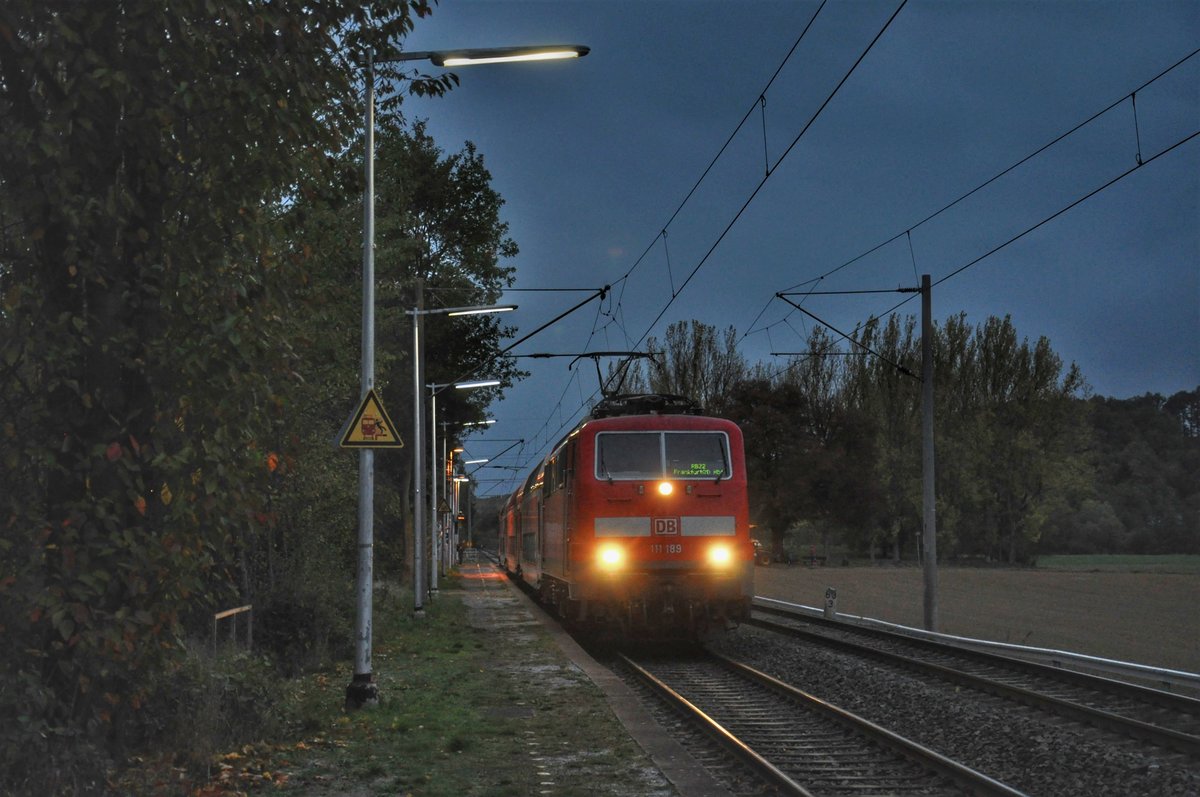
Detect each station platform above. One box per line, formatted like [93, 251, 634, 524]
[453, 549, 733, 797]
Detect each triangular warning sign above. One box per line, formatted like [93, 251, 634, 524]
[339, 388, 404, 449]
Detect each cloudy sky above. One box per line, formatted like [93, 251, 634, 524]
[395, 0, 1199, 497]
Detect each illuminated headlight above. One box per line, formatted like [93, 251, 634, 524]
[707, 544, 733, 567]
[598, 544, 625, 570]
[657, 481, 673, 496]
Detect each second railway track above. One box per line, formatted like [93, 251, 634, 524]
[747, 606, 1200, 758]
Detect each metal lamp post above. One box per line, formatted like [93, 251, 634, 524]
[428, 381, 499, 594]
[438, 418, 495, 579]
[409, 306, 511, 617]
[348, 42, 588, 710]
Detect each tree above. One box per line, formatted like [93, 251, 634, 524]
[844, 315, 923, 560]
[377, 120, 528, 577]
[644, 320, 747, 414]
[0, 0, 451, 787]
[723, 379, 813, 559]
[373, 121, 524, 403]
[1083, 391, 1200, 553]
[1164, 387, 1200, 438]
[964, 317, 1088, 562]
[841, 313, 1088, 563]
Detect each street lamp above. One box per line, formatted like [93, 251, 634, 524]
[428, 380, 500, 594]
[410, 307, 510, 616]
[348, 42, 588, 710]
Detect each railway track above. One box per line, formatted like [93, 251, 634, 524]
[748, 606, 1200, 758]
[618, 649, 1026, 796]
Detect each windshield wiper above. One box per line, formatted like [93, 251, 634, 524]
[598, 447, 613, 485]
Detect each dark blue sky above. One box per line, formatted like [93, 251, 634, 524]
[398, 0, 1199, 496]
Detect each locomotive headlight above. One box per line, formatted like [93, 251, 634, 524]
[707, 544, 733, 567]
[598, 544, 625, 570]
[657, 481, 674, 496]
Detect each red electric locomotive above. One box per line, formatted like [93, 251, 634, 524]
[499, 394, 753, 635]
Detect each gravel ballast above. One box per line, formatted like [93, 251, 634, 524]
[708, 626, 1200, 796]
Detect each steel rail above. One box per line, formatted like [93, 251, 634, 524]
[618, 652, 815, 796]
[753, 595, 1200, 695]
[749, 612, 1200, 757]
[620, 651, 1025, 796]
[710, 652, 1027, 797]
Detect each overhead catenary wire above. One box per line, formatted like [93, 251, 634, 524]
[749, 46, 1200, 341]
[480, 1, 909, 495]
[477, 19, 1199, 499]
[761, 123, 1200, 385]
[612, 0, 910, 366]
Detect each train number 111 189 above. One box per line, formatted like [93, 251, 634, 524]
[650, 543, 682, 555]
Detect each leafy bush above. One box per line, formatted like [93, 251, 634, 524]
[256, 586, 355, 677]
[140, 645, 284, 775]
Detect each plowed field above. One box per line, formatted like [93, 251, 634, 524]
[754, 564, 1200, 673]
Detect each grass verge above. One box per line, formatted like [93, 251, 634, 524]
[1034, 554, 1200, 573]
[194, 572, 673, 797]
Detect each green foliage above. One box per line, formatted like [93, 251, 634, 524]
[1034, 554, 1200, 573]
[743, 316, 1193, 563]
[1067, 390, 1200, 554]
[372, 120, 525, 398]
[694, 312, 1195, 564]
[280, 119, 525, 588]
[141, 645, 285, 774]
[256, 584, 354, 676]
[0, 0, 470, 789]
[643, 320, 747, 413]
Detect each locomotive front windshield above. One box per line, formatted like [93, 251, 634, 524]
[595, 431, 730, 481]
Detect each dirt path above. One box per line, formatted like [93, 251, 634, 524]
[754, 565, 1200, 672]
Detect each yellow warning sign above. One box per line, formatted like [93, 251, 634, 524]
[340, 388, 404, 449]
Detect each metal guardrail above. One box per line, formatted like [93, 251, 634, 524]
[752, 595, 1200, 696]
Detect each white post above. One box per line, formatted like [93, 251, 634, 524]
[412, 286, 425, 616]
[347, 51, 379, 709]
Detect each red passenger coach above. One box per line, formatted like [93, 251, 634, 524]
[499, 394, 753, 635]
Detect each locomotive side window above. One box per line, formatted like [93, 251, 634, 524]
[596, 431, 730, 481]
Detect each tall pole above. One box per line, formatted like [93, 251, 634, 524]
[440, 434, 449, 576]
[344, 41, 586, 710]
[412, 280, 425, 616]
[921, 274, 939, 632]
[429, 388, 439, 595]
[465, 477, 474, 547]
[347, 51, 378, 709]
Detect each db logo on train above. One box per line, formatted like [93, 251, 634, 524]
[653, 517, 680, 535]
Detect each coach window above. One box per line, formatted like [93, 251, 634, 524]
[545, 454, 564, 496]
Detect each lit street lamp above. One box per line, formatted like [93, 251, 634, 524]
[409, 305, 510, 616]
[428, 381, 499, 594]
[347, 43, 588, 711]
